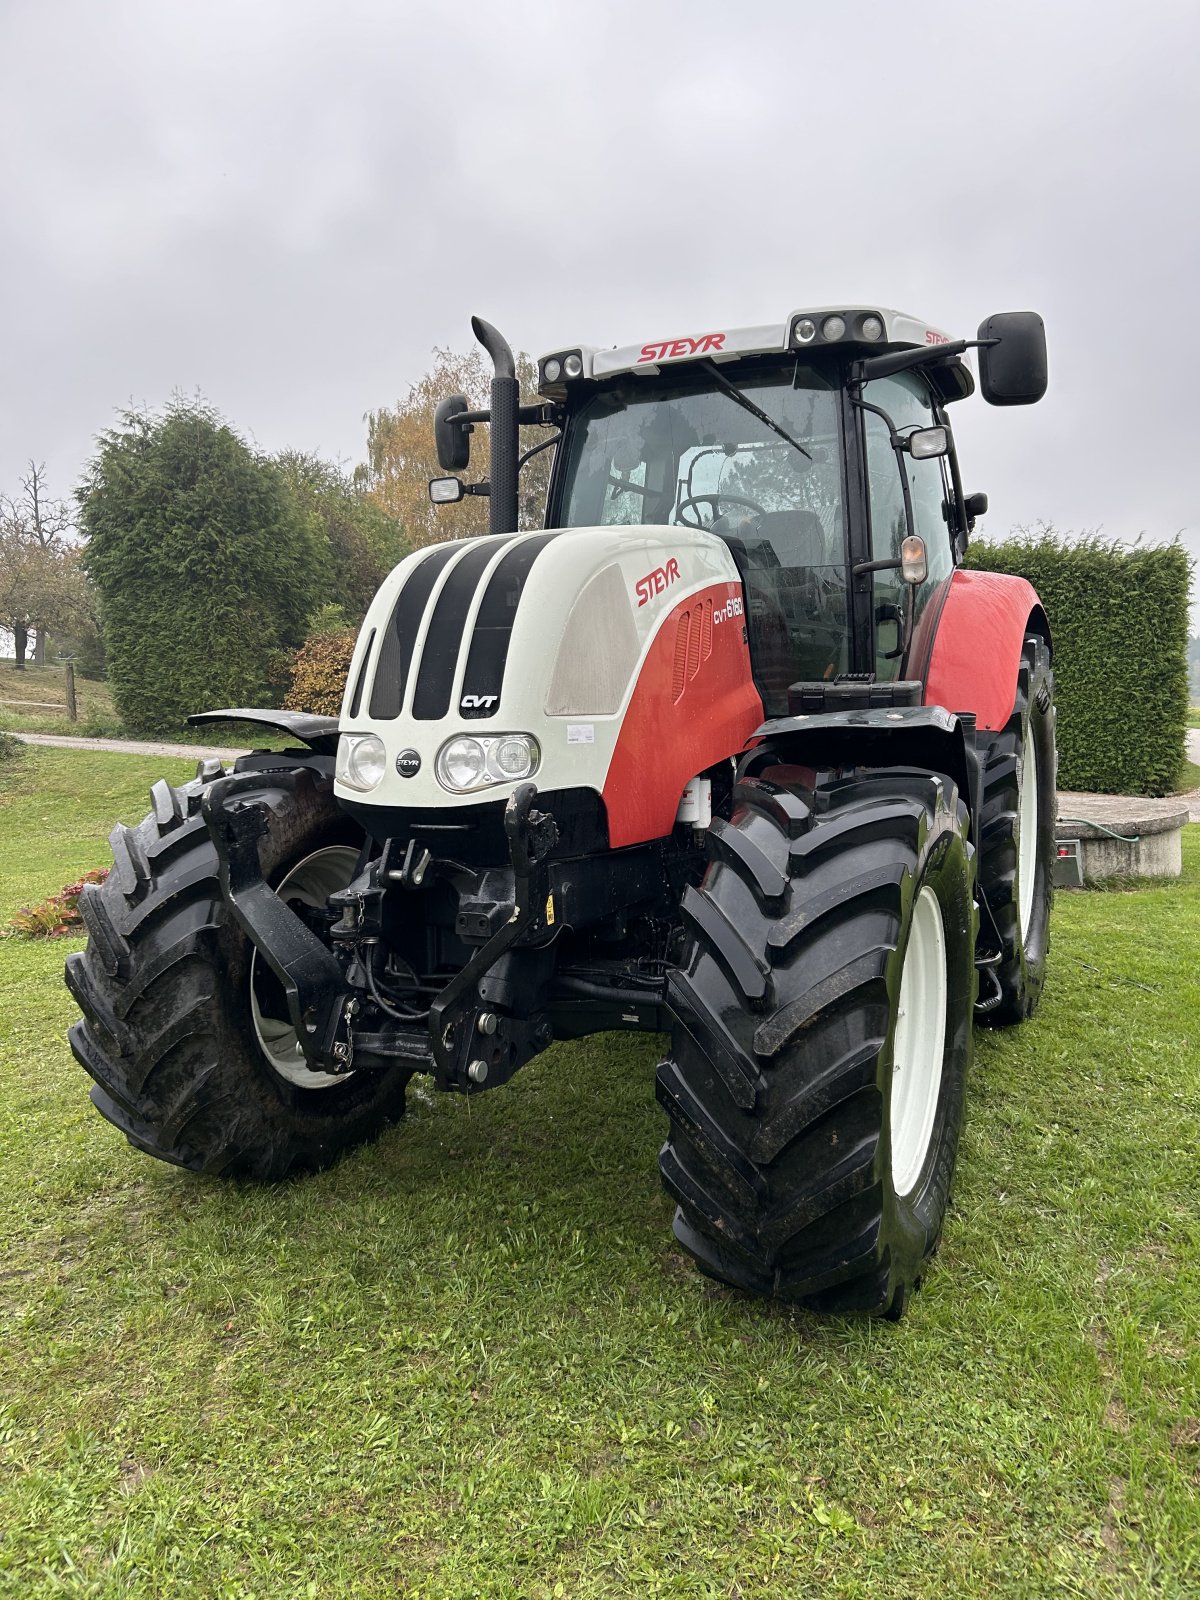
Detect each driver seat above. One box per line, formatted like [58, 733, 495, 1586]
[754, 509, 831, 568]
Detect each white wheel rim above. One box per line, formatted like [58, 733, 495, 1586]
[889, 885, 948, 1198]
[250, 845, 360, 1089]
[1018, 734, 1039, 943]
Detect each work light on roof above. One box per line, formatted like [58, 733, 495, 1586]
[821, 315, 846, 342]
[861, 314, 885, 342]
[563, 353, 583, 379]
[543, 358, 561, 382]
[793, 316, 817, 343]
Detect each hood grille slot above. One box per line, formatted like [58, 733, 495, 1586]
[369, 543, 461, 720]
[411, 537, 517, 721]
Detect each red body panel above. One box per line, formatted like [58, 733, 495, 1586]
[923, 569, 1047, 732]
[603, 580, 763, 848]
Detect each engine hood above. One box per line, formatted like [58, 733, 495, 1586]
[335, 524, 746, 813]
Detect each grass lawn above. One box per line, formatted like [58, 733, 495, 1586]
[0, 660, 121, 738]
[1, 746, 1198, 1598]
[0, 660, 291, 751]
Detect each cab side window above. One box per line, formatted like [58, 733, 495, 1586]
[863, 373, 955, 677]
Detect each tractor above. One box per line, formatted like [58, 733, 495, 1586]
[67, 304, 1054, 1318]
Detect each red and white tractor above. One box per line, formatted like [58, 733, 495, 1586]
[67, 304, 1054, 1316]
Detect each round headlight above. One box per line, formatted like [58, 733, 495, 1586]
[821, 315, 846, 342]
[437, 736, 486, 791]
[543, 358, 562, 383]
[492, 736, 536, 779]
[563, 353, 583, 379]
[793, 317, 816, 343]
[336, 733, 386, 792]
[861, 314, 884, 342]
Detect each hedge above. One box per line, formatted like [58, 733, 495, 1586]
[966, 531, 1191, 796]
[284, 628, 358, 717]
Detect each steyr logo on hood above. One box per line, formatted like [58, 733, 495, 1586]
[461, 693, 497, 710]
[635, 559, 680, 607]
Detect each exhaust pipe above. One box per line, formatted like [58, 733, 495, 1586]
[471, 316, 519, 537]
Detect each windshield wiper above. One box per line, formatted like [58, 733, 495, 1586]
[697, 360, 812, 461]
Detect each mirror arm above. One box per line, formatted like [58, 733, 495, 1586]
[851, 337, 998, 386]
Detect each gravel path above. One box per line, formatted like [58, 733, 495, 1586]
[4, 730, 248, 761]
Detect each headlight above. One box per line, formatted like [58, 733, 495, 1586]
[438, 736, 486, 790]
[436, 732, 540, 793]
[336, 733, 387, 792]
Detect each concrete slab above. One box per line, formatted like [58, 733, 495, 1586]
[1056, 791, 1190, 880]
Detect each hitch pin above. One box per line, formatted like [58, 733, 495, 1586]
[388, 840, 432, 889]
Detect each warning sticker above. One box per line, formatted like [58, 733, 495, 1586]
[566, 724, 595, 745]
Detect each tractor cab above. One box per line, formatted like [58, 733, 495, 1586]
[433, 307, 1046, 715]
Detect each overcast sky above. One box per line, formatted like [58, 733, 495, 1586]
[2, 0, 1197, 617]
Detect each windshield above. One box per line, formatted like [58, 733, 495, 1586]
[557, 364, 843, 559]
[555, 364, 849, 707]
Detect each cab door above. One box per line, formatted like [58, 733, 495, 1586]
[862, 372, 957, 680]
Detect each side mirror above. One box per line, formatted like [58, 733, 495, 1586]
[434, 394, 472, 472]
[429, 476, 465, 505]
[963, 490, 988, 530]
[977, 312, 1048, 406]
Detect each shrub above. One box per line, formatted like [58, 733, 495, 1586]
[0, 730, 21, 765]
[966, 529, 1191, 795]
[284, 628, 358, 717]
[78, 402, 327, 734]
[7, 868, 108, 938]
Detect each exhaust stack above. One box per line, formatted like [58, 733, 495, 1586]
[471, 316, 519, 537]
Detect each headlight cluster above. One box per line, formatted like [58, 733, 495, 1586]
[436, 733, 540, 793]
[336, 733, 387, 792]
[540, 350, 585, 387]
[792, 310, 886, 346]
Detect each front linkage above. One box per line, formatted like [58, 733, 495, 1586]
[203, 770, 566, 1093]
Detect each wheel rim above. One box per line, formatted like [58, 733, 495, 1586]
[1018, 733, 1040, 943]
[889, 884, 948, 1198]
[250, 845, 360, 1089]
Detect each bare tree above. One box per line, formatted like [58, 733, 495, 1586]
[0, 462, 87, 669]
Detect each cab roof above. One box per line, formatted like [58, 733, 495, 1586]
[537, 306, 974, 403]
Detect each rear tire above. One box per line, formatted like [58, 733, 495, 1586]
[657, 766, 976, 1316]
[67, 764, 410, 1179]
[977, 635, 1056, 1026]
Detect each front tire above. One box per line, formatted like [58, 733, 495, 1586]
[67, 764, 410, 1179]
[657, 766, 977, 1316]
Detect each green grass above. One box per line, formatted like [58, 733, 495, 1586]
[1177, 758, 1200, 794]
[1, 746, 1198, 1598]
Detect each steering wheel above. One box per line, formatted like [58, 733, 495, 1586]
[675, 491, 768, 530]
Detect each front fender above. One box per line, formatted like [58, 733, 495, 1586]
[922, 570, 1049, 732]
